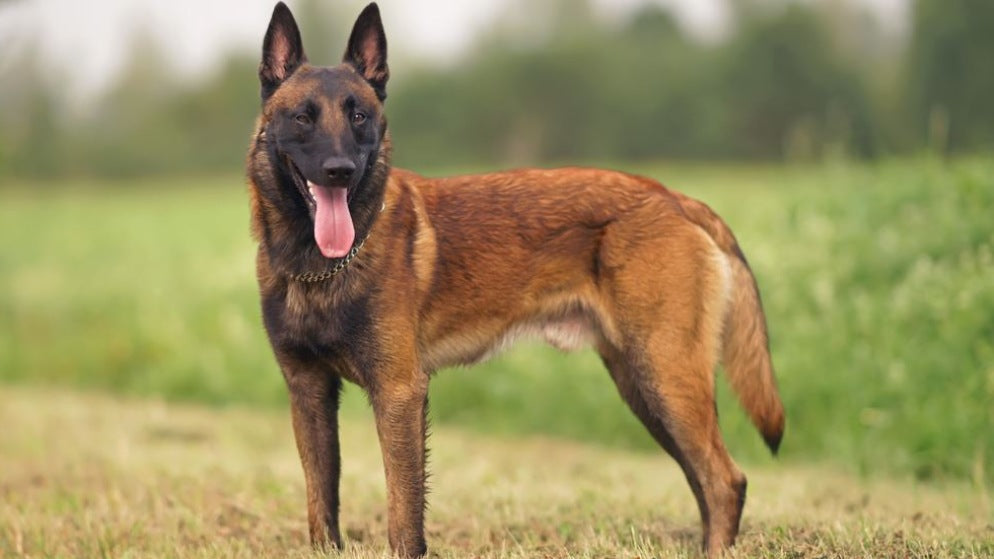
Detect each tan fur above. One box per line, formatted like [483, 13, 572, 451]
[248, 34, 783, 558]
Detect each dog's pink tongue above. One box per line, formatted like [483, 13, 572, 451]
[311, 183, 355, 259]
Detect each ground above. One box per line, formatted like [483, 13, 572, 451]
[1, 388, 990, 558]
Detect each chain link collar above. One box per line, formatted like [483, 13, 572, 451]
[289, 237, 367, 283]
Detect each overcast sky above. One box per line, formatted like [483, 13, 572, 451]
[0, 0, 909, 98]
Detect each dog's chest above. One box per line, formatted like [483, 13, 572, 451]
[262, 282, 376, 378]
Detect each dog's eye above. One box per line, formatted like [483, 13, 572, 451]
[294, 113, 312, 126]
[352, 111, 367, 125]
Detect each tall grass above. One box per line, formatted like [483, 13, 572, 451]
[1, 158, 991, 483]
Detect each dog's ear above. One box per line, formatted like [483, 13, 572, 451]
[259, 2, 307, 100]
[343, 3, 389, 101]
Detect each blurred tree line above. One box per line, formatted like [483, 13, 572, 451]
[0, 0, 992, 179]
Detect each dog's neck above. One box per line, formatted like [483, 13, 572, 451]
[251, 132, 393, 282]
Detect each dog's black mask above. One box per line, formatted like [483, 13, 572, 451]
[258, 2, 388, 259]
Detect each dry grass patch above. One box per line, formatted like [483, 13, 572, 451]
[1, 388, 990, 558]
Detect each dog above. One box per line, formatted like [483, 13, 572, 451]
[246, 3, 785, 557]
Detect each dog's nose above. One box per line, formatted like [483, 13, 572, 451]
[322, 157, 356, 182]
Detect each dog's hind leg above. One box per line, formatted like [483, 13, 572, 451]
[600, 342, 746, 556]
[598, 222, 746, 557]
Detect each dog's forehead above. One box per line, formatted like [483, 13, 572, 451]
[268, 65, 380, 111]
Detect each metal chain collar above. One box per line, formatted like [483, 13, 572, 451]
[290, 237, 367, 283]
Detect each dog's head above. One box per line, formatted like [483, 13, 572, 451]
[255, 2, 389, 259]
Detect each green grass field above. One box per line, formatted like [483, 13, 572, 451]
[1, 157, 992, 490]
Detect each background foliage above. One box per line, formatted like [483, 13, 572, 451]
[0, 0, 991, 487]
[1, 0, 993, 179]
[2, 159, 991, 484]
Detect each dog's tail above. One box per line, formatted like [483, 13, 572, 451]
[673, 191, 786, 455]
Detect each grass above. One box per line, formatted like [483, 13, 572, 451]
[1, 157, 993, 485]
[1, 387, 991, 558]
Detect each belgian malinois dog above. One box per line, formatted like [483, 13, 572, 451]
[247, 3, 785, 557]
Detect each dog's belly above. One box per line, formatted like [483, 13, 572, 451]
[422, 311, 598, 371]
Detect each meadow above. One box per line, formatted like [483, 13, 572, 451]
[1, 157, 992, 489]
[2, 387, 990, 558]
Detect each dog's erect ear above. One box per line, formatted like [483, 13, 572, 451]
[259, 2, 307, 100]
[343, 3, 389, 101]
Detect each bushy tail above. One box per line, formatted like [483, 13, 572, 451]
[672, 191, 786, 454]
[721, 254, 785, 453]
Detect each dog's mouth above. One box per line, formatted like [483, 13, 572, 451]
[286, 158, 356, 259]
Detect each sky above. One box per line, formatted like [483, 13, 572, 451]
[0, 0, 909, 100]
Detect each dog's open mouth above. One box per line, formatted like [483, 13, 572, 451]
[287, 159, 356, 259]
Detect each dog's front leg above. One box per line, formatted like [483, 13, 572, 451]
[284, 364, 344, 550]
[370, 370, 429, 558]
